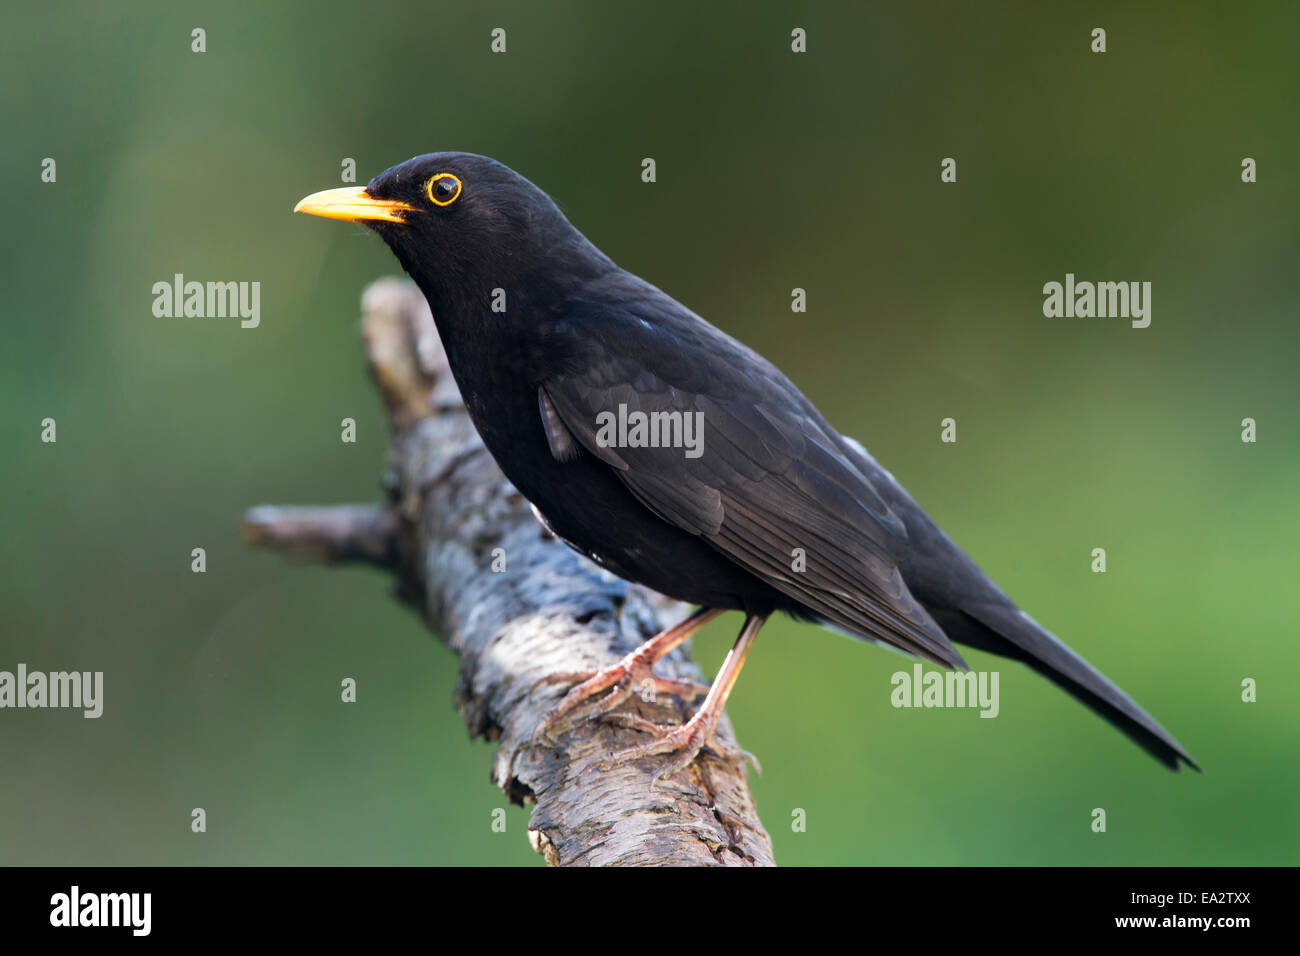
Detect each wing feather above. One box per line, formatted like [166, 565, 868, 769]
[540, 293, 965, 668]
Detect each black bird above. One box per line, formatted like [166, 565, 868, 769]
[295, 153, 1197, 779]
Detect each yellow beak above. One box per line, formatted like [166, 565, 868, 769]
[293, 186, 414, 224]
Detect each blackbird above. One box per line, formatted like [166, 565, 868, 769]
[296, 152, 1197, 779]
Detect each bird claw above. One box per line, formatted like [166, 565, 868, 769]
[579, 710, 761, 784]
[530, 654, 710, 748]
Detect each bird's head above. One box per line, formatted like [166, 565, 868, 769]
[295, 152, 611, 317]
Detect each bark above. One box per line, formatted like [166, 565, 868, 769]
[242, 277, 774, 866]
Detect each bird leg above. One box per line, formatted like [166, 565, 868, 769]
[532, 606, 722, 745]
[583, 613, 765, 784]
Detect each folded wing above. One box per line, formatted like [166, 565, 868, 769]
[541, 294, 966, 668]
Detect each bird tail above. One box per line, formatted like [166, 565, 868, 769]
[932, 600, 1200, 772]
[835, 433, 1198, 771]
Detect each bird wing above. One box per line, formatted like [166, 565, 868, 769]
[539, 293, 966, 668]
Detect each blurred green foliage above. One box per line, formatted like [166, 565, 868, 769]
[1, 1, 1296, 865]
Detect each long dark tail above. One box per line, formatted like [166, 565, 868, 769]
[837, 435, 1199, 772]
[930, 601, 1199, 771]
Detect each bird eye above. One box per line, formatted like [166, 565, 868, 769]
[427, 173, 462, 206]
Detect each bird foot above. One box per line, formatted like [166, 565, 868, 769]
[579, 710, 761, 785]
[531, 651, 710, 747]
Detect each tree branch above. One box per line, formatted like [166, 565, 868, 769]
[242, 277, 774, 866]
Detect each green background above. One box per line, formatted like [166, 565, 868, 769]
[1, 1, 1296, 865]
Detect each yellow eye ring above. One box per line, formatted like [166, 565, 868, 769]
[427, 173, 462, 206]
